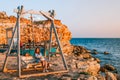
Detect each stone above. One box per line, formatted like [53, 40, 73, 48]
[92, 51, 98, 54]
[61, 76, 71, 80]
[104, 64, 116, 71]
[97, 75, 106, 80]
[87, 76, 97, 80]
[105, 72, 117, 80]
[116, 74, 120, 80]
[72, 45, 91, 57]
[100, 67, 107, 72]
[87, 50, 91, 53]
[76, 60, 100, 76]
[94, 58, 100, 63]
[93, 49, 97, 51]
[82, 53, 91, 59]
[104, 51, 109, 55]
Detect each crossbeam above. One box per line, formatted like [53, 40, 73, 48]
[20, 70, 68, 78]
[14, 9, 54, 20]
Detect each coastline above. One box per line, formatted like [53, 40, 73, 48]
[0, 45, 119, 80]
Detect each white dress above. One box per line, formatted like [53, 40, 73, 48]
[35, 53, 45, 61]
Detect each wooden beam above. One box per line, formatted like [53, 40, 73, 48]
[2, 18, 18, 72]
[52, 21, 68, 70]
[6, 27, 13, 31]
[17, 6, 22, 78]
[14, 9, 54, 20]
[48, 22, 53, 61]
[3, 67, 43, 73]
[20, 70, 68, 78]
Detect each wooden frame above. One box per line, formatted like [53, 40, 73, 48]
[2, 5, 68, 78]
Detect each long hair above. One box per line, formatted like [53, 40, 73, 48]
[35, 47, 40, 54]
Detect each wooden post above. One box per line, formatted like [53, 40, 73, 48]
[17, 6, 22, 77]
[44, 41, 46, 57]
[2, 21, 18, 72]
[6, 30, 8, 45]
[51, 21, 68, 70]
[48, 22, 53, 61]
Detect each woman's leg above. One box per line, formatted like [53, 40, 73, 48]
[41, 61, 45, 68]
[45, 61, 48, 70]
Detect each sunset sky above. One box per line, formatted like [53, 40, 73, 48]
[0, 0, 120, 38]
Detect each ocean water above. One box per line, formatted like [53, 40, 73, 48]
[70, 38, 120, 73]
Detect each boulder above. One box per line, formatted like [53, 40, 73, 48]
[82, 53, 92, 59]
[103, 64, 116, 71]
[72, 45, 90, 56]
[91, 51, 98, 54]
[87, 76, 97, 80]
[104, 51, 109, 55]
[76, 60, 100, 76]
[105, 72, 117, 80]
[94, 58, 100, 63]
[61, 76, 71, 80]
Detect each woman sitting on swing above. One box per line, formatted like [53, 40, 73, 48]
[35, 47, 49, 72]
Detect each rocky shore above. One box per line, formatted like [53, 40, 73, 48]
[0, 11, 119, 80]
[0, 45, 120, 80]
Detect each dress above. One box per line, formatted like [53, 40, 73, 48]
[35, 53, 45, 63]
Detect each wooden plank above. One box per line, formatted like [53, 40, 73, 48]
[6, 27, 13, 31]
[14, 9, 54, 20]
[4, 67, 43, 73]
[20, 70, 68, 78]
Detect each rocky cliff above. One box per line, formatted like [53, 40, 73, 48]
[0, 12, 72, 54]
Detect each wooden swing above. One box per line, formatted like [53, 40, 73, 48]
[2, 5, 68, 78]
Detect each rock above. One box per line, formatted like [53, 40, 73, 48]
[0, 11, 8, 18]
[82, 53, 91, 59]
[104, 51, 109, 55]
[76, 61, 100, 76]
[87, 50, 91, 53]
[100, 64, 117, 73]
[73, 45, 90, 56]
[97, 74, 106, 80]
[116, 74, 120, 80]
[104, 64, 116, 71]
[87, 76, 97, 80]
[94, 58, 100, 63]
[93, 49, 97, 51]
[86, 61, 100, 75]
[61, 76, 71, 80]
[92, 51, 98, 54]
[105, 72, 117, 80]
[100, 67, 107, 72]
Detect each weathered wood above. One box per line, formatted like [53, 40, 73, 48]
[48, 23, 53, 61]
[17, 6, 24, 77]
[6, 27, 13, 31]
[2, 19, 18, 72]
[20, 70, 68, 78]
[4, 67, 43, 73]
[14, 9, 54, 20]
[3, 6, 68, 78]
[52, 21, 68, 70]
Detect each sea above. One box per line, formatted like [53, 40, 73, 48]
[70, 38, 120, 73]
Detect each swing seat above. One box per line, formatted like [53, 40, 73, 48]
[21, 56, 42, 69]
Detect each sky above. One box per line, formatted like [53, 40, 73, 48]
[0, 0, 120, 38]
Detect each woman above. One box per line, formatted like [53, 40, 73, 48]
[35, 47, 48, 72]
